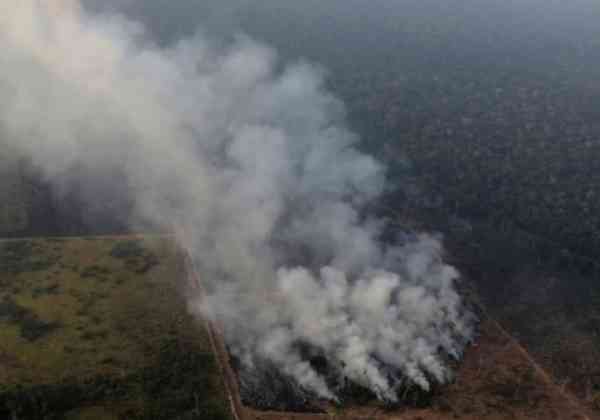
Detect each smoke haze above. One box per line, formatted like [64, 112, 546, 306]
[0, 1, 473, 400]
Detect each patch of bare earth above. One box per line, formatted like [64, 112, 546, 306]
[184, 244, 598, 420]
[235, 319, 598, 420]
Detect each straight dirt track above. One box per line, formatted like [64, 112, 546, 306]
[182, 249, 245, 420]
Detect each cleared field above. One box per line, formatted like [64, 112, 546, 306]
[183, 254, 597, 420]
[0, 236, 231, 420]
[241, 319, 597, 420]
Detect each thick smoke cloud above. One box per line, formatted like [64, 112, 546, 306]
[0, 1, 473, 400]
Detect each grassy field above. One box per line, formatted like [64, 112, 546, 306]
[0, 236, 231, 420]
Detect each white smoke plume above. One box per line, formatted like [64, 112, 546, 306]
[0, 1, 473, 401]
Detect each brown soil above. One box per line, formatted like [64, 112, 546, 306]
[182, 243, 598, 420]
[241, 319, 598, 420]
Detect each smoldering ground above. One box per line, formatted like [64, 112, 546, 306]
[0, 1, 473, 402]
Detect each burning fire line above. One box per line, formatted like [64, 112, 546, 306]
[175, 229, 388, 420]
